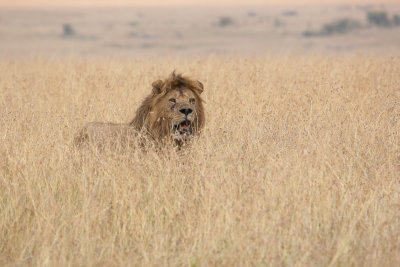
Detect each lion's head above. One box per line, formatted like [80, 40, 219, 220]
[130, 72, 205, 144]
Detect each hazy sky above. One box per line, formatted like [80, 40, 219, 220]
[1, 0, 397, 8]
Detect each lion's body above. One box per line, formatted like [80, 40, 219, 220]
[75, 72, 205, 148]
[74, 122, 139, 149]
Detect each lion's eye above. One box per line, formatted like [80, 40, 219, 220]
[169, 98, 176, 104]
[189, 98, 195, 104]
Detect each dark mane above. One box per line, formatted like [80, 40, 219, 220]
[129, 71, 205, 140]
[162, 71, 204, 94]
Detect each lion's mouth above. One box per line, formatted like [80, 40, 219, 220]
[173, 120, 193, 135]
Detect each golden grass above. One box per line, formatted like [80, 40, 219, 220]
[0, 55, 399, 266]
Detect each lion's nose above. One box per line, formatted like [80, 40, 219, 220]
[179, 108, 193, 115]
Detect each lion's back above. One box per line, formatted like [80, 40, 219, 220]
[74, 122, 138, 148]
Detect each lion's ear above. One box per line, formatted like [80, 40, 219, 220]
[152, 80, 163, 94]
[196, 81, 204, 94]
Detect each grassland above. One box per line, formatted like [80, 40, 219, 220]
[0, 55, 399, 266]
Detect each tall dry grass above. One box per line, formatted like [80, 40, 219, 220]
[0, 55, 399, 266]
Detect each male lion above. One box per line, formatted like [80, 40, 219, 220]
[74, 72, 205, 148]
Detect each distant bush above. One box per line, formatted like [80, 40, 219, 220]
[247, 11, 256, 17]
[62, 24, 75, 38]
[303, 18, 361, 37]
[274, 18, 285, 28]
[393, 15, 400, 25]
[129, 21, 140, 27]
[366, 11, 400, 27]
[367, 11, 390, 27]
[282, 10, 298, 17]
[218, 17, 234, 27]
[321, 19, 361, 35]
[302, 30, 314, 37]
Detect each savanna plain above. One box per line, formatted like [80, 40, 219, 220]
[0, 55, 399, 266]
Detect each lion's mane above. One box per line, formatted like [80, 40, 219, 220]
[129, 72, 205, 140]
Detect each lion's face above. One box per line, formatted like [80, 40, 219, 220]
[151, 86, 202, 143]
[131, 72, 205, 145]
[160, 88, 198, 139]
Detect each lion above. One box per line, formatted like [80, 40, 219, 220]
[74, 72, 205, 148]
